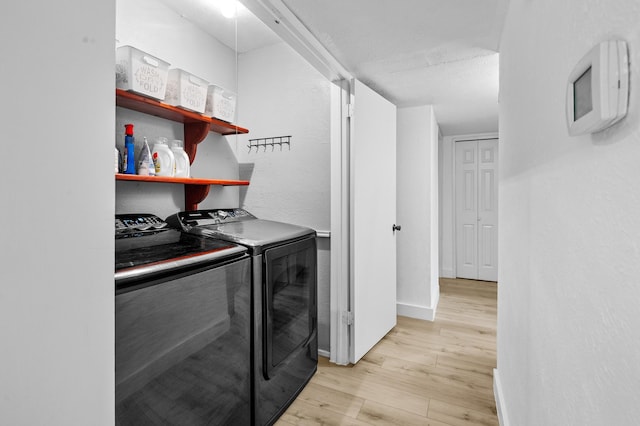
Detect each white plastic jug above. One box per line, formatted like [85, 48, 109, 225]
[170, 139, 191, 178]
[152, 137, 175, 177]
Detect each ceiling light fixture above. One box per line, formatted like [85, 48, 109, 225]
[219, 0, 237, 19]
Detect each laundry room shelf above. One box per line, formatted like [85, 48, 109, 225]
[116, 174, 250, 210]
[116, 89, 249, 164]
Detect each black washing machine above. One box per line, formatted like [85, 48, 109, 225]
[115, 213, 252, 425]
[166, 209, 318, 426]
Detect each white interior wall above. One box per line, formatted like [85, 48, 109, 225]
[115, 0, 240, 218]
[439, 132, 498, 279]
[0, 1, 115, 424]
[396, 106, 440, 320]
[497, 0, 640, 424]
[236, 42, 331, 352]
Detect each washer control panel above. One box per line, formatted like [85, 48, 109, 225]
[116, 214, 168, 233]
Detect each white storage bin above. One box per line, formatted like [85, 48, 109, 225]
[205, 85, 237, 123]
[115, 46, 170, 100]
[164, 69, 209, 114]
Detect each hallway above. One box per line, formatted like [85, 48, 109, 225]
[277, 278, 498, 425]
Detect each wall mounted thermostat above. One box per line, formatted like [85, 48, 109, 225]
[566, 40, 629, 136]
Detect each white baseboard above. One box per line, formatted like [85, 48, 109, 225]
[318, 349, 330, 359]
[493, 368, 510, 426]
[397, 301, 437, 321]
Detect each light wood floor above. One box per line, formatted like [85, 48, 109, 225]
[276, 278, 498, 426]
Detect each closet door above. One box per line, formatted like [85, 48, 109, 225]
[455, 141, 479, 279]
[477, 139, 499, 281]
[455, 139, 498, 281]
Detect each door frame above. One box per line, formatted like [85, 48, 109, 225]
[445, 133, 499, 279]
[329, 79, 352, 365]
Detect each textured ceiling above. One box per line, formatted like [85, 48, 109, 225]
[280, 0, 508, 135]
[158, 0, 509, 135]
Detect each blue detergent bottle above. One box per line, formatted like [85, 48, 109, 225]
[124, 124, 136, 174]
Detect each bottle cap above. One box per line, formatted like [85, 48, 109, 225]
[170, 139, 184, 149]
[124, 124, 134, 136]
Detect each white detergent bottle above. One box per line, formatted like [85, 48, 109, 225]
[152, 137, 175, 177]
[170, 139, 191, 178]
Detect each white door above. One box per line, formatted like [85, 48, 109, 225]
[455, 140, 479, 279]
[350, 80, 397, 363]
[455, 139, 498, 281]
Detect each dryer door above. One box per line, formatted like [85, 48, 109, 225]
[263, 237, 317, 379]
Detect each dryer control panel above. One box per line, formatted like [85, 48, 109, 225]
[208, 208, 255, 222]
[167, 209, 257, 229]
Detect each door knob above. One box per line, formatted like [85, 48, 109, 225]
[392, 224, 402, 232]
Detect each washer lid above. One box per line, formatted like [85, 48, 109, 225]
[115, 228, 246, 281]
[193, 219, 315, 249]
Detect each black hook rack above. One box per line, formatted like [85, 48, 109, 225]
[247, 135, 291, 153]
